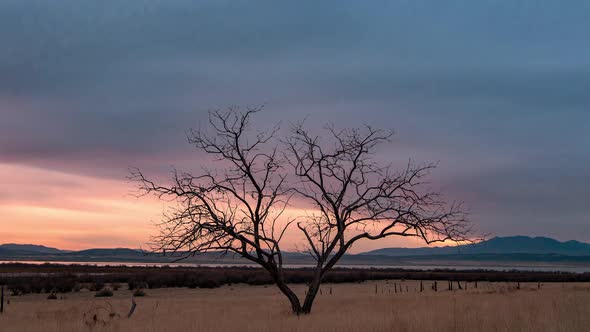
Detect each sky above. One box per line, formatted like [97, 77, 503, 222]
[1, 1, 589, 252]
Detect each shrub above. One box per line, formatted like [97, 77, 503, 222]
[8, 283, 29, 296]
[128, 279, 148, 290]
[47, 293, 58, 300]
[132, 288, 146, 297]
[95, 288, 114, 297]
[3, 263, 590, 295]
[90, 281, 105, 292]
[198, 278, 221, 289]
[127, 279, 137, 290]
[47, 276, 77, 293]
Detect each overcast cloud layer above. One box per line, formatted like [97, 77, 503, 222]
[1, 0, 589, 244]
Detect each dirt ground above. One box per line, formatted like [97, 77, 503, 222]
[0, 280, 589, 332]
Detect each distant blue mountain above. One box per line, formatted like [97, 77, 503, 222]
[361, 236, 590, 256]
[2, 236, 590, 267]
[0, 244, 143, 260]
[0, 243, 66, 254]
[70, 248, 143, 257]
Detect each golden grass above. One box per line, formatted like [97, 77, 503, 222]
[1, 281, 589, 332]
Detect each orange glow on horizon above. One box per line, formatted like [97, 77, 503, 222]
[0, 163, 464, 253]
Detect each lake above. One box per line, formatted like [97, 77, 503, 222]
[2, 260, 590, 273]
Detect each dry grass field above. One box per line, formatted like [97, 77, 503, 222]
[1, 280, 589, 332]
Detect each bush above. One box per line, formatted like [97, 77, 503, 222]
[47, 276, 77, 293]
[3, 263, 590, 296]
[90, 281, 105, 292]
[128, 279, 148, 290]
[198, 278, 221, 289]
[127, 279, 137, 290]
[47, 293, 58, 300]
[132, 288, 146, 297]
[95, 288, 114, 297]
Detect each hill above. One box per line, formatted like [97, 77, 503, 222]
[2, 236, 590, 269]
[361, 236, 590, 256]
[0, 243, 66, 255]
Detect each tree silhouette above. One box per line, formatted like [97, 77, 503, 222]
[130, 107, 471, 314]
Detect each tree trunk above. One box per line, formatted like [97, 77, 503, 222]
[301, 279, 320, 314]
[300, 268, 324, 314]
[267, 267, 303, 314]
[275, 279, 302, 314]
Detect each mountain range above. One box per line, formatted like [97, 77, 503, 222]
[2, 236, 590, 267]
[362, 236, 590, 256]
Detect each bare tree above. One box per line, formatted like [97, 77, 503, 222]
[130, 107, 302, 313]
[284, 123, 470, 313]
[130, 107, 471, 315]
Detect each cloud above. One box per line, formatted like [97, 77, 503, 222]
[449, 161, 590, 240]
[1, 0, 589, 244]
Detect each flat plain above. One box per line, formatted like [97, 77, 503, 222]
[0, 280, 589, 332]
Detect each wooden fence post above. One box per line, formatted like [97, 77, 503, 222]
[127, 297, 137, 318]
[1, 285, 4, 314]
